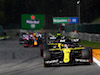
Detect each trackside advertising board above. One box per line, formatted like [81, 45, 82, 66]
[53, 17, 78, 24]
[21, 14, 44, 30]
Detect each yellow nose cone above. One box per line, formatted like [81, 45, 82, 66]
[63, 48, 71, 63]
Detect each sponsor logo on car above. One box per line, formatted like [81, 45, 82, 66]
[45, 59, 59, 63]
[75, 59, 89, 62]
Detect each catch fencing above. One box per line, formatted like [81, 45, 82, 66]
[64, 23, 100, 34]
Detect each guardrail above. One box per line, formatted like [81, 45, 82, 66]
[64, 32, 100, 43]
[3, 29, 20, 36]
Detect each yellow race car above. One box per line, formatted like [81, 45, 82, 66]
[43, 41, 93, 67]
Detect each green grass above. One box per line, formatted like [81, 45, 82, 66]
[81, 40, 100, 49]
[0, 35, 10, 38]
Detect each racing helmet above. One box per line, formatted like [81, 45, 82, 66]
[27, 32, 29, 35]
[64, 44, 68, 48]
[57, 32, 61, 36]
[33, 33, 36, 37]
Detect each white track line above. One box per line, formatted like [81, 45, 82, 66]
[93, 57, 100, 67]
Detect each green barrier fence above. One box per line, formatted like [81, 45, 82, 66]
[64, 23, 100, 34]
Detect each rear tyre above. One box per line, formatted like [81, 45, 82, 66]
[24, 40, 29, 47]
[24, 40, 29, 44]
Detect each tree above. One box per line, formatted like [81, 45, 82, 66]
[0, 0, 5, 25]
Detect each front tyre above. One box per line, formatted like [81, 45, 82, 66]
[43, 50, 51, 67]
[82, 47, 93, 65]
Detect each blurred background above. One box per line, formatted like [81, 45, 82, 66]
[0, 0, 100, 35]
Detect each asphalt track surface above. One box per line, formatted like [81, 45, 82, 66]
[0, 37, 100, 75]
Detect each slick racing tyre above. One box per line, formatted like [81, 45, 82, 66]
[81, 47, 93, 64]
[24, 40, 29, 47]
[19, 38, 24, 44]
[82, 49, 90, 59]
[40, 46, 43, 57]
[43, 50, 51, 67]
[86, 47, 93, 65]
[24, 40, 29, 44]
[43, 50, 51, 60]
[40, 42, 48, 57]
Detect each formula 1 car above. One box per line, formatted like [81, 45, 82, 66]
[24, 37, 39, 47]
[42, 39, 93, 67]
[19, 32, 27, 44]
[24, 33, 39, 47]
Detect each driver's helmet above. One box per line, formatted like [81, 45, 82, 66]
[64, 44, 68, 48]
[27, 32, 29, 35]
[57, 32, 61, 36]
[56, 32, 61, 41]
[29, 34, 33, 38]
[33, 33, 36, 37]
